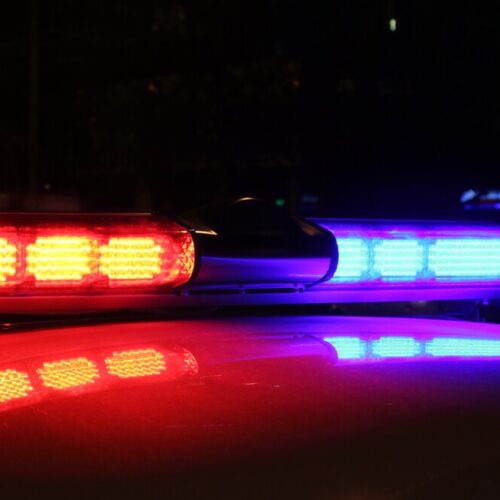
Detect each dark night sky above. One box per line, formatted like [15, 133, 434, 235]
[0, 1, 498, 217]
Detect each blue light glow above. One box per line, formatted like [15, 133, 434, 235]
[314, 221, 500, 286]
[323, 336, 366, 359]
[460, 189, 479, 203]
[372, 336, 420, 358]
[333, 239, 368, 279]
[429, 239, 500, 278]
[373, 240, 423, 278]
[324, 335, 500, 362]
[426, 338, 500, 357]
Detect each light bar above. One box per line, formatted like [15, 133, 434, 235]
[310, 219, 500, 302]
[0, 212, 498, 310]
[0, 214, 195, 297]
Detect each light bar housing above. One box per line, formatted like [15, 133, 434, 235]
[179, 198, 336, 287]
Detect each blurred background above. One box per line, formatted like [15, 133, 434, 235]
[0, 1, 498, 217]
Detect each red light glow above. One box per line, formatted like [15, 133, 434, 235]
[0, 217, 195, 294]
[38, 357, 100, 389]
[0, 343, 199, 411]
[0, 370, 33, 403]
[27, 236, 97, 283]
[100, 238, 162, 281]
[0, 238, 16, 284]
[105, 349, 167, 378]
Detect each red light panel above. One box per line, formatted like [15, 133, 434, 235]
[38, 357, 100, 390]
[101, 238, 162, 281]
[0, 238, 16, 284]
[105, 349, 167, 378]
[0, 369, 33, 403]
[0, 215, 195, 296]
[27, 236, 97, 283]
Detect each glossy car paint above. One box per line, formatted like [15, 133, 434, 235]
[1, 316, 500, 498]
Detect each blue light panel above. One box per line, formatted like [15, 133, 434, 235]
[323, 336, 366, 359]
[324, 336, 500, 362]
[321, 225, 500, 286]
[373, 240, 423, 278]
[333, 239, 368, 279]
[426, 338, 500, 357]
[429, 239, 500, 278]
[372, 336, 420, 358]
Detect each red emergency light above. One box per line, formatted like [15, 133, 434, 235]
[0, 214, 195, 294]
